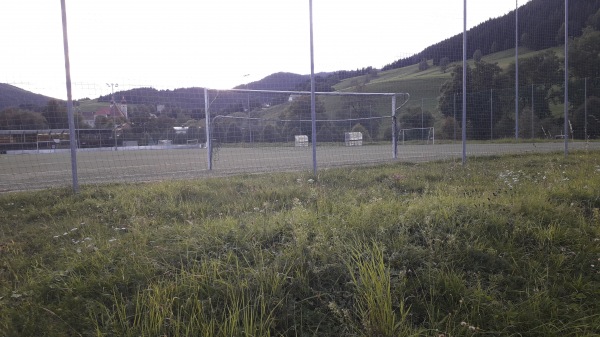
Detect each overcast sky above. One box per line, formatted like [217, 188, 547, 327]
[1, 0, 531, 99]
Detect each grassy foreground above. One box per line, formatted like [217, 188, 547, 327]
[1, 152, 599, 336]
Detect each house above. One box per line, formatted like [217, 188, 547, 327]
[80, 110, 96, 128]
[84, 97, 128, 128]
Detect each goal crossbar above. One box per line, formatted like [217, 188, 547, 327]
[210, 88, 407, 97]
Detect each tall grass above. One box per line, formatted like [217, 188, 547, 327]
[1, 151, 599, 336]
[345, 241, 417, 336]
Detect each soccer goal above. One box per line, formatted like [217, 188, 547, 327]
[203, 88, 410, 171]
[399, 127, 435, 145]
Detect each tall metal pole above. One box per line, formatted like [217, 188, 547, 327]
[515, 0, 519, 140]
[453, 93, 457, 141]
[309, 0, 317, 175]
[392, 95, 397, 159]
[204, 88, 212, 170]
[531, 84, 535, 139]
[490, 89, 493, 140]
[564, 0, 569, 156]
[421, 98, 424, 140]
[584, 77, 588, 140]
[60, 0, 78, 193]
[107, 83, 118, 103]
[247, 94, 252, 143]
[462, 0, 467, 165]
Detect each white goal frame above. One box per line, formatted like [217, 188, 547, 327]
[399, 127, 435, 145]
[203, 88, 410, 170]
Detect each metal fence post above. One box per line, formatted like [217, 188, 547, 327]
[309, 0, 317, 175]
[60, 0, 79, 193]
[392, 95, 397, 159]
[462, 0, 467, 165]
[515, 0, 520, 140]
[564, 0, 569, 156]
[490, 89, 493, 140]
[204, 88, 212, 170]
[584, 77, 588, 140]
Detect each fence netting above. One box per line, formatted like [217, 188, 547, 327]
[1, 1, 600, 192]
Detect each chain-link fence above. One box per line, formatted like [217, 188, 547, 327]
[1, 0, 599, 192]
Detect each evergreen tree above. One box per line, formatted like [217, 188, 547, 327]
[439, 57, 450, 73]
[473, 49, 482, 63]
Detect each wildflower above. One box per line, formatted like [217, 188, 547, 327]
[307, 178, 314, 183]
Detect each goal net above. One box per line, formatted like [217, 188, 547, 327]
[399, 127, 435, 145]
[204, 88, 409, 171]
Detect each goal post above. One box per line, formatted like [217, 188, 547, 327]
[203, 88, 410, 170]
[399, 127, 435, 145]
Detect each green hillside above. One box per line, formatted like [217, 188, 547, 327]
[334, 46, 564, 113]
[76, 99, 110, 113]
[0, 83, 58, 111]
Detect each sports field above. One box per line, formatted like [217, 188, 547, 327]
[1, 141, 598, 192]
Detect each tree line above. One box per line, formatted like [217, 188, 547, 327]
[436, 15, 600, 140]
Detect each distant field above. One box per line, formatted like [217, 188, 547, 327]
[1, 141, 598, 192]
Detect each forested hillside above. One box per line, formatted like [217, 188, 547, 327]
[0, 83, 58, 111]
[382, 0, 600, 70]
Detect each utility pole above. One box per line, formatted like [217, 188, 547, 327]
[107, 83, 118, 103]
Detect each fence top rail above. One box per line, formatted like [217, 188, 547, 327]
[0, 129, 113, 135]
[207, 88, 409, 97]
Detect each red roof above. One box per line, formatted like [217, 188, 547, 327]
[94, 105, 126, 118]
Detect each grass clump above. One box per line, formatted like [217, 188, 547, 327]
[1, 151, 599, 336]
